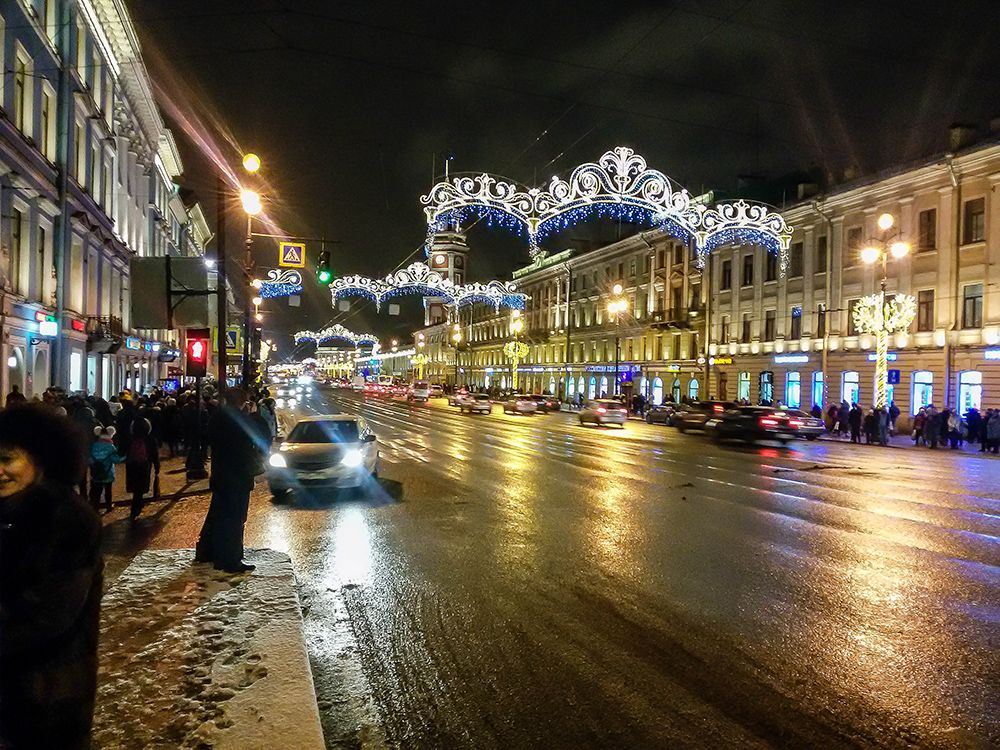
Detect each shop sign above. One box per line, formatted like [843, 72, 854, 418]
[867, 352, 897, 361]
[666, 364, 680, 372]
[773, 354, 808, 364]
[37, 320, 58, 337]
[709, 356, 734, 366]
[125, 337, 142, 350]
[984, 348, 1000, 360]
[584, 364, 641, 373]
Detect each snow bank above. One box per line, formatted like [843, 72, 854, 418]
[94, 549, 324, 749]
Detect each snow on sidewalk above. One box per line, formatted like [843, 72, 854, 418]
[94, 549, 324, 749]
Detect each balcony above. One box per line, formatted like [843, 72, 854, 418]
[86, 316, 124, 353]
[647, 306, 704, 330]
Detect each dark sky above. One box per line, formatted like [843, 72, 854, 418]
[129, 0, 1000, 356]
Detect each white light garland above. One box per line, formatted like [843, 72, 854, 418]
[293, 324, 380, 350]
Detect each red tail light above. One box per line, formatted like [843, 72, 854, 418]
[759, 417, 779, 427]
[619, 409, 628, 414]
[596, 407, 607, 414]
[788, 419, 803, 428]
[713, 404, 724, 413]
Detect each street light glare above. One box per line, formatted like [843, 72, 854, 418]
[890, 240, 911, 258]
[860, 246, 881, 264]
[613, 283, 623, 295]
[877, 212, 894, 231]
[252, 296, 263, 307]
[240, 188, 263, 215]
[242, 153, 261, 173]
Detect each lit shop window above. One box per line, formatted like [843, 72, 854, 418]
[785, 371, 801, 409]
[652, 377, 663, 405]
[911, 371, 933, 414]
[811, 371, 824, 408]
[842, 371, 860, 404]
[737, 371, 750, 401]
[688, 378, 699, 399]
[957, 371, 982, 414]
[759, 371, 773, 404]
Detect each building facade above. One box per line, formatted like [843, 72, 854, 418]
[0, 0, 209, 403]
[462, 138, 1000, 426]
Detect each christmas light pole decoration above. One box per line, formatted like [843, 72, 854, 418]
[503, 310, 528, 390]
[413, 332, 427, 380]
[853, 212, 914, 409]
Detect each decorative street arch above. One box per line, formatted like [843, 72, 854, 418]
[258, 268, 304, 298]
[328, 261, 527, 312]
[293, 324, 380, 349]
[421, 146, 791, 269]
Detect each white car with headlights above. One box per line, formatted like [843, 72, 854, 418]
[578, 399, 628, 427]
[500, 394, 537, 415]
[267, 415, 379, 499]
[458, 393, 492, 414]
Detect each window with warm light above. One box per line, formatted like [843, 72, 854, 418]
[917, 209, 937, 251]
[962, 284, 983, 329]
[917, 290, 934, 332]
[737, 371, 750, 401]
[911, 371, 933, 415]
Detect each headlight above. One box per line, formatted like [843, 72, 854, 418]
[276, 398, 285, 408]
[288, 397, 297, 407]
[268, 452, 287, 468]
[341, 448, 363, 467]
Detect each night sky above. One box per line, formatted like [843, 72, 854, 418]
[129, 0, 1000, 356]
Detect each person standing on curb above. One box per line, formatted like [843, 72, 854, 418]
[0, 404, 103, 750]
[848, 403, 863, 443]
[195, 389, 268, 573]
[123, 417, 159, 521]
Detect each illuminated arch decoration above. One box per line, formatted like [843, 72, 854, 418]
[293, 324, 380, 349]
[329, 261, 527, 311]
[259, 268, 304, 299]
[421, 146, 791, 268]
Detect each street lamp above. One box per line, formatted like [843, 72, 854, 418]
[503, 311, 527, 391]
[451, 323, 462, 386]
[239, 153, 264, 388]
[414, 333, 426, 380]
[855, 212, 916, 410]
[607, 283, 627, 397]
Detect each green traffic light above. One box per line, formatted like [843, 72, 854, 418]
[317, 270, 332, 284]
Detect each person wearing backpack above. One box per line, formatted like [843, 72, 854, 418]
[89, 426, 125, 513]
[123, 417, 159, 520]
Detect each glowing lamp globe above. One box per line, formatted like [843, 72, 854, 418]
[242, 153, 261, 173]
[252, 296, 263, 307]
[240, 188, 263, 216]
[877, 212, 894, 231]
[860, 246, 881, 265]
[613, 283, 623, 296]
[890, 241, 910, 259]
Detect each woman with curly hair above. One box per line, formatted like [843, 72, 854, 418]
[0, 404, 103, 749]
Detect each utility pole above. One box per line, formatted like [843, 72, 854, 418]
[215, 175, 228, 385]
[242, 215, 254, 388]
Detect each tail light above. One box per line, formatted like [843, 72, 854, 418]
[619, 409, 628, 414]
[759, 417, 779, 427]
[788, 419, 803, 428]
[713, 404, 724, 413]
[596, 407, 607, 414]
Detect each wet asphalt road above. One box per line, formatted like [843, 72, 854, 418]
[136, 387, 1000, 748]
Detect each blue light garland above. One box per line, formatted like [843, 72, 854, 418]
[260, 282, 304, 298]
[702, 227, 782, 256]
[535, 202, 665, 243]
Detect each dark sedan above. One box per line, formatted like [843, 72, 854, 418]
[672, 401, 735, 432]
[644, 404, 676, 425]
[528, 394, 561, 413]
[786, 409, 825, 440]
[705, 406, 802, 444]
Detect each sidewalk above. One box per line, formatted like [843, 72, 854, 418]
[93, 549, 324, 749]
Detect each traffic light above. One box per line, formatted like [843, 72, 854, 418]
[185, 328, 210, 377]
[317, 251, 332, 285]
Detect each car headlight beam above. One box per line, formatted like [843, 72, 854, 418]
[341, 448, 363, 467]
[268, 452, 287, 468]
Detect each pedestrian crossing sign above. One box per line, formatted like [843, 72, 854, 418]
[278, 241, 305, 268]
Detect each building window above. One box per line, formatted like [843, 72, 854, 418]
[790, 306, 802, 339]
[35, 225, 46, 301]
[13, 51, 29, 135]
[737, 371, 750, 401]
[657, 249, 665, 269]
[765, 251, 777, 282]
[720, 259, 732, 290]
[962, 197, 985, 244]
[741, 253, 754, 286]
[689, 283, 700, 311]
[847, 299, 860, 336]
[40, 88, 54, 160]
[74, 120, 85, 180]
[688, 378, 699, 400]
[720, 315, 730, 344]
[842, 370, 860, 404]
[917, 208, 936, 251]
[816, 236, 828, 273]
[846, 226, 863, 263]
[629, 259, 636, 278]
[670, 378, 681, 402]
[785, 371, 801, 409]
[911, 371, 933, 415]
[76, 19, 88, 72]
[957, 371, 982, 414]
[962, 283, 983, 329]
[789, 242, 803, 277]
[9, 207, 24, 295]
[651, 377, 663, 405]
[759, 371, 773, 404]
[816, 304, 827, 338]
[643, 255, 650, 274]
[811, 371, 824, 408]
[916, 289, 934, 332]
[617, 262, 624, 280]
[673, 244, 683, 265]
[763, 309, 776, 341]
[741, 313, 751, 343]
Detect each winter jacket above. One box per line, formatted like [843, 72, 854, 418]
[209, 407, 268, 492]
[988, 415, 1000, 441]
[123, 418, 159, 495]
[0, 481, 103, 749]
[90, 440, 125, 484]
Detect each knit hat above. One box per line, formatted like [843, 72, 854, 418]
[95, 425, 117, 441]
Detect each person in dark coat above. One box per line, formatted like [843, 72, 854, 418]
[0, 404, 103, 750]
[113, 396, 135, 452]
[195, 389, 268, 573]
[5, 384, 26, 405]
[848, 403, 863, 443]
[122, 416, 159, 520]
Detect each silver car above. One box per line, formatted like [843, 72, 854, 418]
[501, 394, 537, 414]
[267, 415, 379, 499]
[459, 393, 493, 413]
[579, 399, 628, 427]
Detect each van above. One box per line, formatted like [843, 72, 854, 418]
[410, 381, 430, 401]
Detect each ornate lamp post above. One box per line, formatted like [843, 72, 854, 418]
[451, 324, 462, 386]
[607, 283, 627, 397]
[504, 310, 527, 390]
[413, 332, 427, 380]
[239, 154, 263, 389]
[855, 212, 915, 409]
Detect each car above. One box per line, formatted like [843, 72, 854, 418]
[785, 409, 825, 440]
[429, 385, 444, 398]
[672, 401, 735, 432]
[501, 394, 537, 414]
[447, 387, 469, 406]
[644, 404, 676, 425]
[266, 415, 379, 499]
[459, 393, 492, 413]
[410, 381, 431, 402]
[390, 384, 409, 400]
[528, 394, 560, 413]
[362, 381, 378, 396]
[705, 406, 801, 444]
[578, 399, 628, 427]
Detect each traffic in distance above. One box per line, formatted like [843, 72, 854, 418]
[267, 374, 838, 504]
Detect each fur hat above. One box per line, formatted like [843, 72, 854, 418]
[94, 425, 117, 440]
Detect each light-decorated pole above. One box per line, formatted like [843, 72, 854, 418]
[855, 212, 915, 410]
[607, 283, 627, 397]
[413, 332, 426, 380]
[239, 152, 263, 389]
[451, 323, 462, 387]
[503, 310, 527, 391]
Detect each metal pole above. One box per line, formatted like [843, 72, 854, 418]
[186, 374, 208, 480]
[242, 215, 253, 388]
[614, 325, 620, 397]
[215, 175, 228, 385]
[563, 264, 572, 402]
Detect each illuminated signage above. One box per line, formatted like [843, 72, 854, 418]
[125, 337, 142, 350]
[773, 354, 809, 364]
[867, 352, 897, 361]
[71, 318, 86, 332]
[37, 320, 58, 337]
[984, 349, 1000, 360]
[709, 356, 734, 366]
